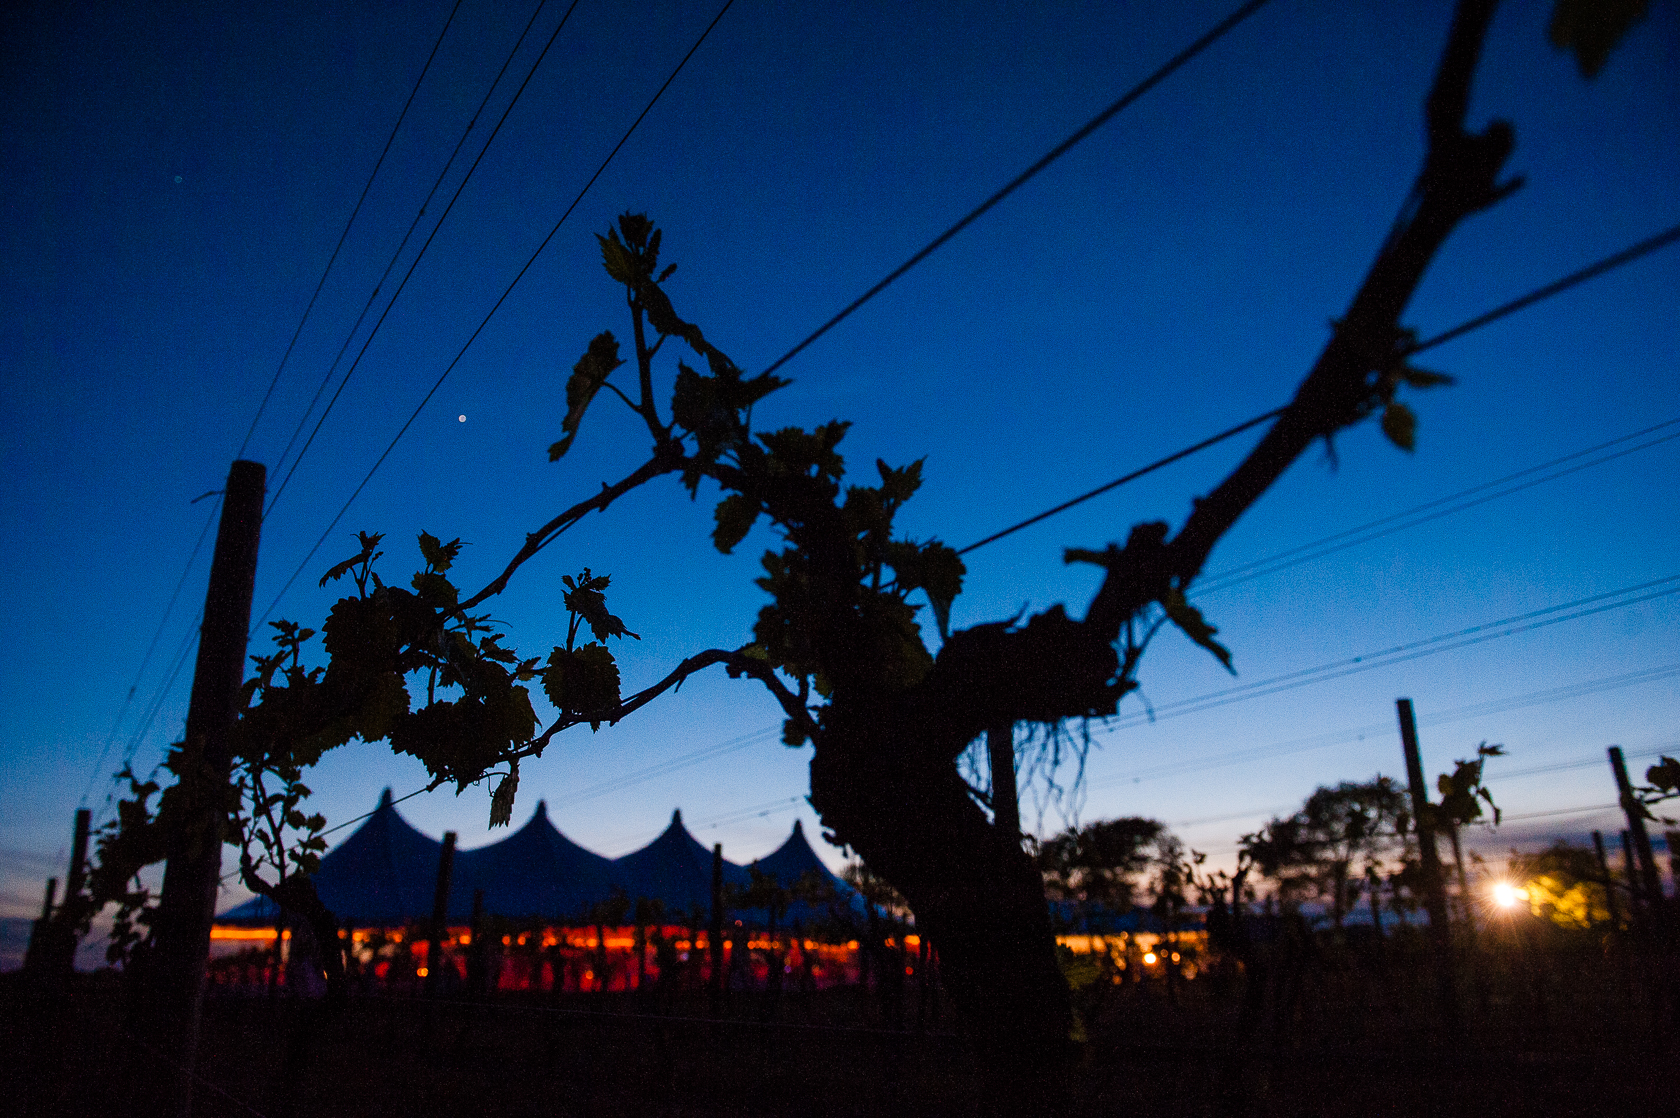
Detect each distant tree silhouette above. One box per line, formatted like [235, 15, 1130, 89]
[1037, 816, 1165, 1001]
[1243, 778, 1409, 930]
[1037, 817, 1163, 924]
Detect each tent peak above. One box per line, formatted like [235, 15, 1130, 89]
[534, 799, 548, 819]
[670, 808, 683, 827]
[378, 787, 393, 808]
[791, 818, 803, 836]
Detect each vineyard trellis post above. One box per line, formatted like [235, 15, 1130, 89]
[1592, 828, 1636, 1003]
[1607, 746, 1664, 927]
[1396, 697, 1459, 1031]
[62, 807, 91, 962]
[709, 842, 724, 1013]
[425, 830, 458, 996]
[142, 457, 264, 1118]
[268, 910, 285, 996]
[23, 807, 88, 976]
[467, 887, 487, 996]
[1592, 830, 1622, 927]
[1619, 830, 1641, 913]
[23, 877, 58, 973]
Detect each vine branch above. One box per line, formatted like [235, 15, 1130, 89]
[458, 446, 687, 612]
[1085, 0, 1518, 637]
[515, 645, 819, 761]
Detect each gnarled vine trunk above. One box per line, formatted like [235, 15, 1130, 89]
[813, 742, 1072, 1116]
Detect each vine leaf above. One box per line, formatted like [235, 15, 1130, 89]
[550, 332, 625, 461]
[884, 539, 965, 639]
[411, 571, 458, 607]
[417, 531, 462, 573]
[1548, 0, 1648, 78]
[1647, 755, 1680, 795]
[319, 531, 384, 588]
[920, 548, 964, 641]
[490, 761, 519, 828]
[1436, 742, 1505, 827]
[598, 231, 637, 284]
[1398, 364, 1455, 390]
[562, 570, 639, 642]
[877, 457, 924, 505]
[713, 492, 759, 554]
[1381, 401, 1417, 452]
[1063, 546, 1114, 569]
[542, 644, 622, 725]
[1162, 589, 1234, 674]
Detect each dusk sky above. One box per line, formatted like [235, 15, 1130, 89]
[2, 0, 1677, 934]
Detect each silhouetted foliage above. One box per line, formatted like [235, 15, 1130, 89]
[1036, 817, 1163, 918]
[1548, 0, 1648, 77]
[1435, 741, 1506, 828]
[1243, 778, 1409, 929]
[1631, 753, 1680, 824]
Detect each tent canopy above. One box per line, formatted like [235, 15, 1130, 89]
[219, 788, 465, 926]
[612, 809, 751, 919]
[738, 819, 862, 927]
[218, 793, 854, 929]
[454, 800, 619, 921]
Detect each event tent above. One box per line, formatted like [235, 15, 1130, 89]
[219, 787, 462, 927]
[737, 819, 857, 927]
[455, 800, 620, 920]
[218, 790, 856, 928]
[612, 809, 752, 917]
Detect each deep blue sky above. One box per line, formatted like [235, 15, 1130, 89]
[3, 0, 1677, 925]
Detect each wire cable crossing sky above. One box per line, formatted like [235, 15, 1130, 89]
[233, 0, 469, 468]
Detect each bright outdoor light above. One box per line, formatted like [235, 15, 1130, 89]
[1143, 952, 1158, 965]
[1492, 881, 1527, 909]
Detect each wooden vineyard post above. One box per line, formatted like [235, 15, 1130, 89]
[1365, 865, 1387, 942]
[38, 876, 58, 923]
[687, 908, 703, 995]
[22, 878, 57, 973]
[865, 888, 880, 996]
[60, 808, 91, 970]
[1593, 831, 1623, 927]
[65, 807, 90, 893]
[988, 722, 1019, 840]
[425, 831, 458, 996]
[1608, 747, 1665, 928]
[1620, 831, 1641, 915]
[1593, 829, 1634, 1001]
[916, 933, 930, 1031]
[23, 806, 91, 978]
[1445, 819, 1489, 1014]
[27, 809, 93, 977]
[927, 942, 941, 1026]
[709, 842, 724, 1014]
[144, 459, 264, 1118]
[1396, 697, 1459, 1032]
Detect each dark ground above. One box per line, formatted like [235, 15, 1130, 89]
[4, 933, 1676, 1117]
